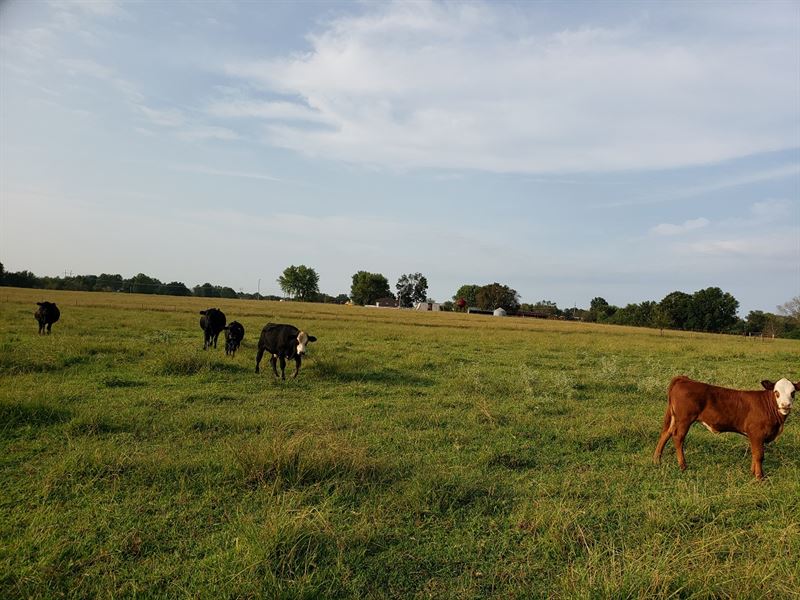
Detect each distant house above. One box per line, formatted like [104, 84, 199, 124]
[493, 307, 507, 317]
[375, 297, 399, 308]
[414, 301, 442, 312]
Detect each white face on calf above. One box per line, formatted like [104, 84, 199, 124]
[774, 378, 795, 415]
[296, 332, 309, 355]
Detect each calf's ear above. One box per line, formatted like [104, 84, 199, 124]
[761, 380, 775, 390]
[307, 336, 317, 343]
[199, 310, 207, 315]
[793, 381, 800, 390]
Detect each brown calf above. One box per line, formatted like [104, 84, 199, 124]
[653, 376, 797, 479]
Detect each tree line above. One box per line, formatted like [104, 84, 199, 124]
[2, 262, 797, 338]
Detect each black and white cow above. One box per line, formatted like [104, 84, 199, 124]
[35, 301, 60, 335]
[199, 308, 226, 350]
[224, 321, 245, 356]
[255, 323, 317, 379]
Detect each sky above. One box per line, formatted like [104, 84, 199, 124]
[1, 0, 798, 314]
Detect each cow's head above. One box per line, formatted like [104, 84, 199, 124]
[762, 378, 798, 415]
[296, 331, 317, 356]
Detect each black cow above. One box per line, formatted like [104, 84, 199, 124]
[224, 321, 245, 356]
[35, 301, 60, 335]
[199, 308, 226, 350]
[255, 323, 317, 379]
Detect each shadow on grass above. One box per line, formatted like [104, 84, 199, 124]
[312, 359, 433, 387]
[0, 400, 71, 431]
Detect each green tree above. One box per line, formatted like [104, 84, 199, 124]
[453, 284, 480, 307]
[127, 273, 162, 294]
[396, 273, 428, 308]
[659, 291, 692, 330]
[350, 271, 391, 305]
[686, 287, 739, 332]
[160, 281, 192, 296]
[193, 283, 220, 298]
[278, 265, 320, 301]
[588, 297, 617, 322]
[476, 283, 520, 313]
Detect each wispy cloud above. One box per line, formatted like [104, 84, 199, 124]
[216, 1, 799, 174]
[170, 164, 283, 182]
[603, 164, 800, 208]
[651, 217, 710, 236]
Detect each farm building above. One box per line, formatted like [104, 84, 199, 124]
[493, 307, 507, 317]
[467, 307, 493, 315]
[414, 302, 442, 311]
[374, 297, 399, 308]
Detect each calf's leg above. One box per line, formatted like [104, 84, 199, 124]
[749, 437, 766, 480]
[653, 407, 673, 464]
[292, 356, 302, 378]
[279, 356, 287, 380]
[270, 355, 279, 378]
[255, 347, 264, 373]
[672, 420, 691, 471]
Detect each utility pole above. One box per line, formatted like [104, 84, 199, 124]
[257, 278, 261, 296]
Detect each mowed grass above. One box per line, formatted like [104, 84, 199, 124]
[1, 288, 799, 599]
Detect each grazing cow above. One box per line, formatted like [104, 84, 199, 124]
[224, 321, 245, 356]
[199, 308, 226, 350]
[255, 323, 317, 379]
[34, 301, 60, 335]
[653, 376, 797, 479]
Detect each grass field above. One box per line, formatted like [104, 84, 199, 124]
[1, 287, 799, 599]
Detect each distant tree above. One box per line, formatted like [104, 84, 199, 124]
[219, 286, 238, 299]
[476, 282, 520, 313]
[193, 283, 220, 298]
[127, 273, 162, 294]
[396, 273, 428, 308]
[334, 293, 350, 304]
[659, 291, 693, 330]
[350, 271, 391, 305]
[96, 273, 123, 292]
[278, 265, 320, 301]
[686, 287, 739, 332]
[441, 300, 455, 312]
[587, 297, 617, 322]
[652, 304, 670, 335]
[1, 269, 39, 288]
[453, 284, 480, 307]
[0, 262, 4, 283]
[160, 281, 192, 296]
[778, 296, 800, 323]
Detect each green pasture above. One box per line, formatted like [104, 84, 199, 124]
[1, 288, 799, 598]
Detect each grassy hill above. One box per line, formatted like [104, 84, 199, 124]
[2, 287, 798, 598]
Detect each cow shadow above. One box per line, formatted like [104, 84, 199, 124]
[312, 360, 433, 387]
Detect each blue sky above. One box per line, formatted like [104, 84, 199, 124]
[1, 0, 798, 314]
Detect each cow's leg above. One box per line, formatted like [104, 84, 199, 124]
[653, 407, 674, 464]
[213, 333, 219, 349]
[292, 356, 301, 378]
[255, 347, 264, 373]
[279, 356, 287, 380]
[270, 355, 279, 378]
[749, 437, 766, 480]
[672, 420, 691, 471]
[203, 333, 209, 350]
[47, 322, 52, 334]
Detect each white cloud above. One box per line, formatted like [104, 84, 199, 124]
[217, 1, 799, 174]
[651, 217, 710, 236]
[686, 237, 797, 259]
[170, 163, 283, 182]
